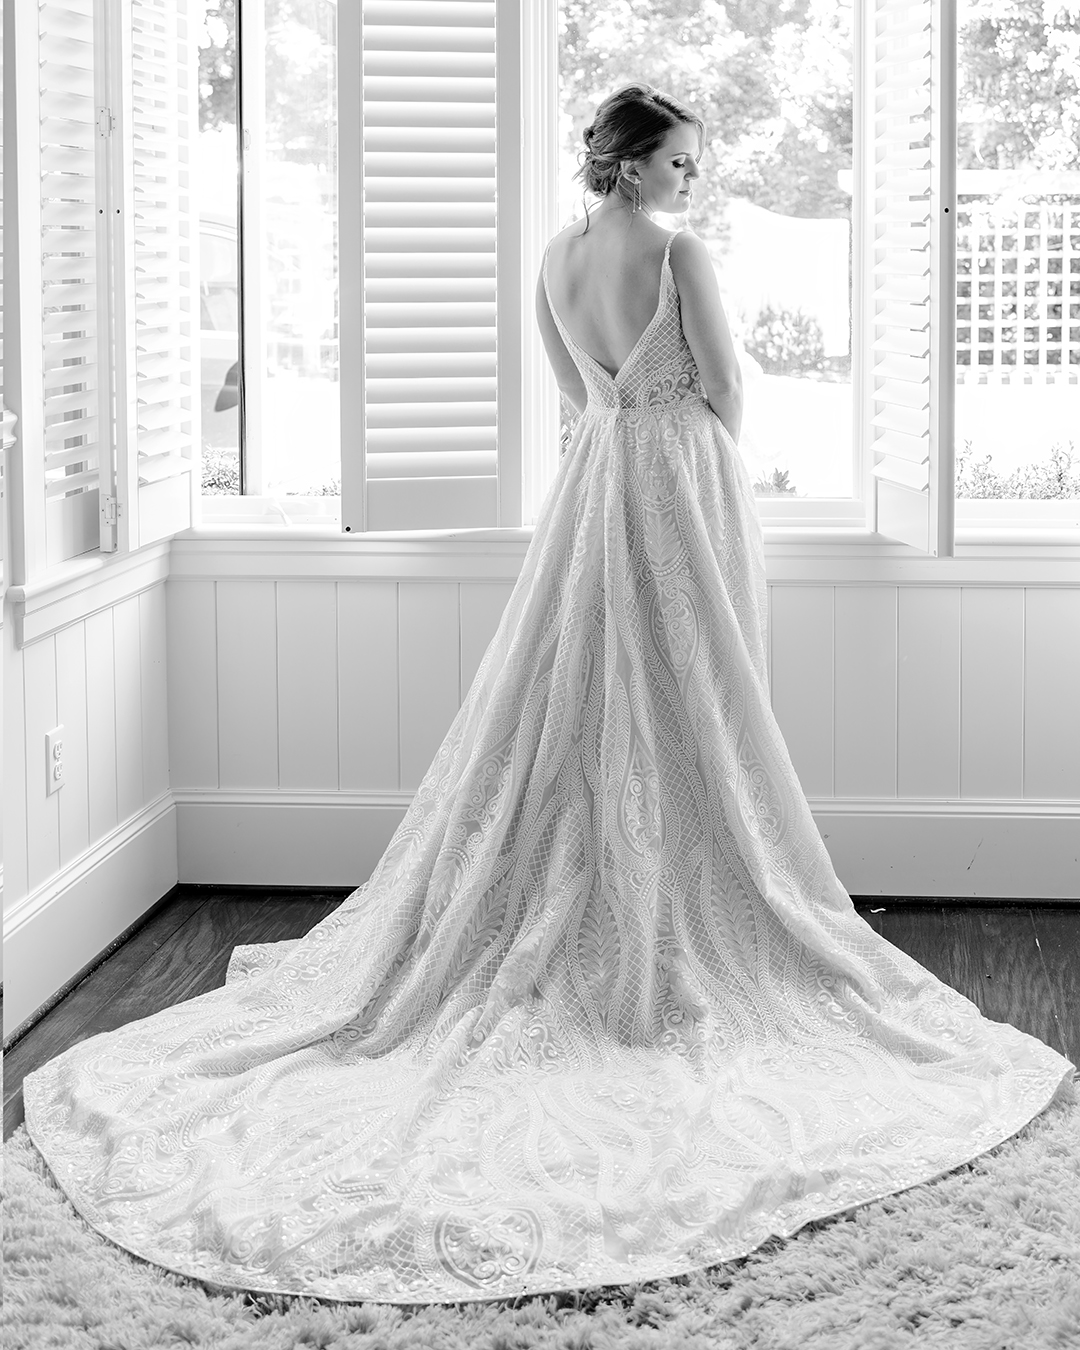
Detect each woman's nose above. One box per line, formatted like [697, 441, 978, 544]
[687, 164, 699, 179]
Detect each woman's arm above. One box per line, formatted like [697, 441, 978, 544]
[669, 230, 743, 443]
[535, 270, 588, 414]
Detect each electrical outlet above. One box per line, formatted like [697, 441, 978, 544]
[46, 725, 65, 795]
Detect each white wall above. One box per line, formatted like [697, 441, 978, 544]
[4, 550, 179, 1035]
[168, 539, 1080, 902]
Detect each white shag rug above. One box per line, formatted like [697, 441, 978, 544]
[4, 1083, 1080, 1350]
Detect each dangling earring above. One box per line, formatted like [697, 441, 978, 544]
[624, 175, 641, 214]
[620, 170, 641, 215]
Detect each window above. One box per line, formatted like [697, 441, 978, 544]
[558, 0, 857, 507]
[952, 0, 1080, 512]
[197, 0, 340, 504]
[196, 1, 240, 493]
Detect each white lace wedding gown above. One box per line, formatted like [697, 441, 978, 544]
[25, 231, 1074, 1305]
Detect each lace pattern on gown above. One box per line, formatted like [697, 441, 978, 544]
[23, 229, 1075, 1305]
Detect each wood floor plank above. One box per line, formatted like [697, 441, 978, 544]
[73, 897, 344, 1041]
[1031, 907, 1080, 1067]
[5, 895, 344, 1140]
[873, 904, 954, 985]
[852, 900, 887, 936]
[870, 904, 1066, 1059]
[4, 893, 211, 1116]
[944, 907, 1062, 1053]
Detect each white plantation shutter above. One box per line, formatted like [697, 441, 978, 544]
[39, 0, 110, 564]
[117, 0, 197, 547]
[27, 0, 195, 574]
[359, 0, 499, 530]
[861, 0, 956, 554]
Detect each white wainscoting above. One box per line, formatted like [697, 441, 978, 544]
[167, 546, 1080, 900]
[3, 561, 179, 1036]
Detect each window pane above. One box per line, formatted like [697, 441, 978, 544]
[197, 0, 241, 495]
[557, 0, 854, 499]
[256, 0, 340, 498]
[955, 0, 1080, 501]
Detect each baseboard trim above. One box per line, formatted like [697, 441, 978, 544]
[4, 795, 179, 1037]
[809, 803, 1079, 899]
[806, 797, 1080, 818]
[176, 796, 406, 887]
[175, 792, 1080, 900]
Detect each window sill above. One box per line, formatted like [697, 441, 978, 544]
[180, 516, 1080, 556]
[193, 494, 1079, 553]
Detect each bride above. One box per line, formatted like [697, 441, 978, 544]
[25, 83, 1074, 1306]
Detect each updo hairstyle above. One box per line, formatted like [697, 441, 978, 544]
[577, 83, 705, 215]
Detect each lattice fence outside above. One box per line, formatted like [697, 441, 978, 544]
[956, 196, 1080, 385]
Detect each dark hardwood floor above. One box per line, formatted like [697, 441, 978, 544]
[4, 887, 1078, 1141]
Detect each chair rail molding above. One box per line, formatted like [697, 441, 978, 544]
[8, 541, 171, 646]
[169, 534, 1080, 585]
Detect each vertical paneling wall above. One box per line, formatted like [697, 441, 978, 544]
[168, 577, 1080, 804]
[168, 579, 516, 794]
[769, 584, 1080, 802]
[3, 583, 170, 914]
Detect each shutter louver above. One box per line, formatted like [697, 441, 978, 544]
[863, 0, 955, 554]
[39, 0, 107, 564]
[124, 0, 196, 545]
[362, 0, 499, 529]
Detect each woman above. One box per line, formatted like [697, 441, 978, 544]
[25, 84, 1074, 1306]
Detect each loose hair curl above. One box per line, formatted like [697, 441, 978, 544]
[575, 83, 705, 228]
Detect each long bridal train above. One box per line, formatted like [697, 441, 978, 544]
[24, 232, 1075, 1304]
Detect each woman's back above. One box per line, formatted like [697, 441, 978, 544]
[544, 216, 675, 380]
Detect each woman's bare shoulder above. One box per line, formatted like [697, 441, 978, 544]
[669, 229, 719, 296]
[668, 228, 712, 271]
[547, 220, 590, 252]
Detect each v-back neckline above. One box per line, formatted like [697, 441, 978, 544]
[544, 234, 676, 384]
